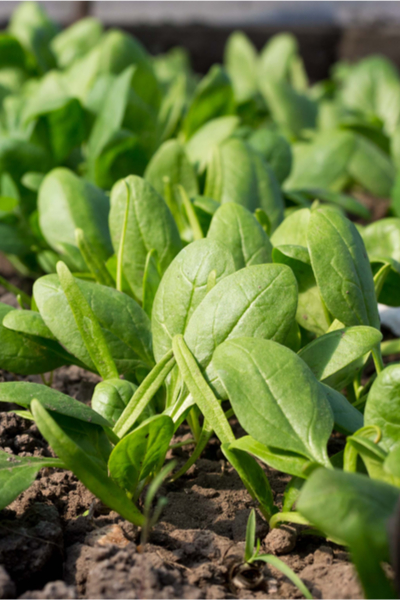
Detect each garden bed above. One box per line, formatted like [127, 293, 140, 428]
[0, 261, 363, 600]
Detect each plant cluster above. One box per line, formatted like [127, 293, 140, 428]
[1, 3, 400, 598]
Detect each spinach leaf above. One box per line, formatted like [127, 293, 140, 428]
[205, 138, 284, 232]
[108, 415, 173, 495]
[92, 379, 137, 426]
[299, 326, 382, 390]
[365, 364, 400, 452]
[34, 274, 153, 376]
[307, 206, 380, 329]
[152, 238, 235, 362]
[0, 450, 63, 511]
[109, 175, 182, 301]
[184, 264, 298, 394]
[38, 167, 112, 264]
[207, 203, 273, 270]
[213, 337, 333, 465]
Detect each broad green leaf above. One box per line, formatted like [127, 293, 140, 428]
[307, 206, 380, 329]
[297, 467, 399, 599]
[284, 131, 355, 190]
[384, 444, 400, 479]
[298, 467, 400, 550]
[34, 274, 153, 376]
[272, 244, 330, 335]
[320, 384, 364, 435]
[213, 337, 333, 465]
[0, 302, 67, 375]
[75, 228, 115, 287]
[224, 32, 258, 103]
[270, 208, 310, 247]
[31, 400, 144, 526]
[0, 34, 26, 70]
[258, 33, 297, 82]
[205, 138, 284, 232]
[152, 238, 235, 362]
[302, 188, 370, 220]
[207, 203, 272, 270]
[92, 379, 137, 426]
[371, 259, 400, 307]
[185, 264, 298, 394]
[145, 139, 198, 200]
[348, 134, 395, 198]
[108, 415, 174, 494]
[186, 116, 239, 173]
[229, 435, 311, 479]
[9, 1, 58, 73]
[183, 65, 235, 139]
[109, 175, 182, 301]
[362, 218, 400, 263]
[0, 381, 110, 427]
[0, 450, 63, 511]
[299, 326, 382, 390]
[261, 78, 317, 139]
[365, 364, 400, 452]
[51, 17, 103, 68]
[248, 129, 292, 184]
[38, 167, 112, 263]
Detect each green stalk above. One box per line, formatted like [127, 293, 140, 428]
[269, 511, 310, 529]
[172, 335, 235, 444]
[114, 350, 175, 437]
[0, 275, 31, 308]
[75, 228, 115, 287]
[116, 181, 131, 292]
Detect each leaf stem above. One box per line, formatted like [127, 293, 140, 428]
[116, 181, 131, 292]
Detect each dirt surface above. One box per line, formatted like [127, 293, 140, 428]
[0, 258, 365, 600]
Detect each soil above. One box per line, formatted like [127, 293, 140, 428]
[0, 256, 381, 600]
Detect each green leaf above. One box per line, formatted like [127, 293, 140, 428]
[228, 435, 311, 479]
[0, 450, 63, 511]
[320, 384, 364, 435]
[2, 308, 54, 339]
[34, 273, 153, 377]
[51, 17, 103, 69]
[172, 335, 234, 444]
[270, 207, 310, 247]
[56, 262, 119, 381]
[307, 206, 380, 329]
[261, 78, 317, 139]
[108, 415, 174, 494]
[184, 264, 298, 395]
[365, 364, 400, 452]
[302, 188, 370, 220]
[38, 167, 112, 264]
[109, 175, 182, 301]
[284, 131, 355, 190]
[31, 400, 144, 526]
[221, 444, 276, 520]
[0, 381, 110, 427]
[152, 238, 235, 362]
[205, 138, 284, 233]
[299, 326, 382, 390]
[207, 203, 273, 270]
[75, 228, 115, 287]
[224, 32, 258, 103]
[297, 468, 399, 599]
[145, 140, 198, 200]
[186, 116, 239, 173]
[348, 134, 395, 198]
[213, 337, 333, 465]
[362, 218, 400, 263]
[384, 444, 400, 479]
[9, 1, 58, 73]
[183, 65, 235, 139]
[0, 302, 68, 375]
[248, 129, 292, 184]
[272, 244, 330, 335]
[258, 33, 298, 82]
[92, 379, 137, 427]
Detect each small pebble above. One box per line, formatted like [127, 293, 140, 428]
[264, 525, 297, 555]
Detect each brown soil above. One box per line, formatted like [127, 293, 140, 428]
[0, 259, 365, 600]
